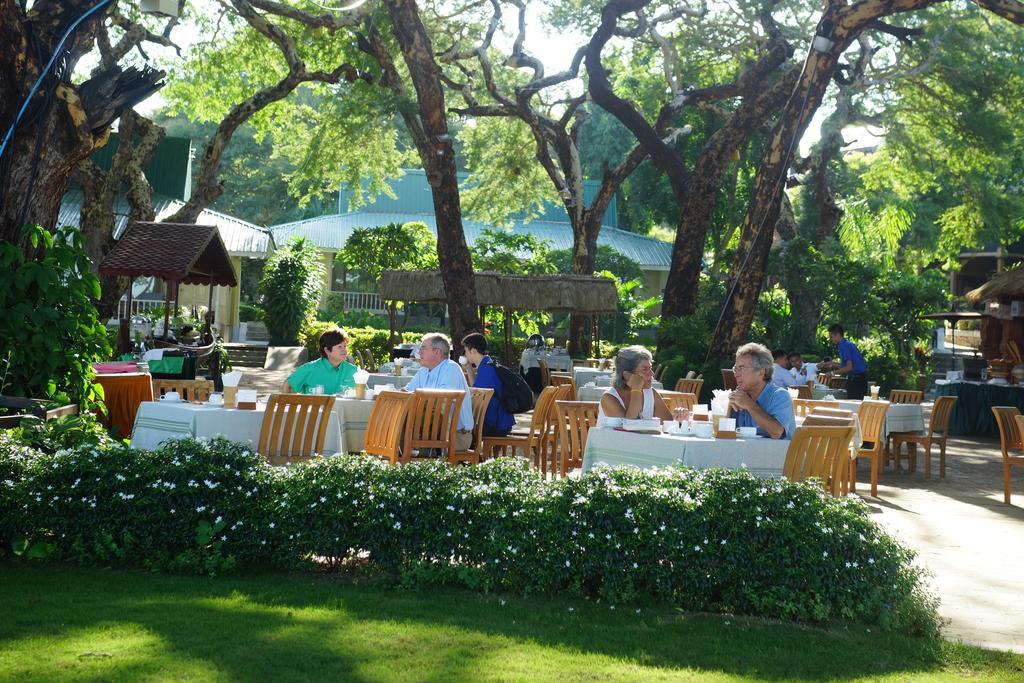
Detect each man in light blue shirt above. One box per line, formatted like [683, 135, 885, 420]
[405, 332, 474, 451]
[771, 348, 797, 388]
[728, 342, 796, 439]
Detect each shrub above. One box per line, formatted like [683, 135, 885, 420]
[0, 432, 45, 559]
[0, 225, 110, 404]
[239, 302, 264, 322]
[301, 323, 423, 364]
[5, 438, 939, 634]
[259, 237, 324, 345]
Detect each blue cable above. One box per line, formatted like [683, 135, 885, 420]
[0, 0, 113, 162]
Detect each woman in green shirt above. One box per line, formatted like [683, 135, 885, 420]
[284, 327, 358, 394]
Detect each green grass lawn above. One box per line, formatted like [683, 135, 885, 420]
[1, 564, 1022, 682]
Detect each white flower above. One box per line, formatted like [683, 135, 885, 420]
[564, 560, 570, 567]
[269, 522, 275, 529]
[720, 539, 726, 545]
[823, 551, 829, 558]
[393, 521, 401, 529]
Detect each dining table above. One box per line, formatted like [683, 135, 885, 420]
[836, 399, 926, 439]
[582, 426, 790, 478]
[93, 371, 154, 439]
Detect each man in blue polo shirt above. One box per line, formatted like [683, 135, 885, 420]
[728, 342, 796, 439]
[405, 332, 474, 451]
[824, 324, 868, 400]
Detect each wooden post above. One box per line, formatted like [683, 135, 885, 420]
[503, 307, 513, 367]
[162, 278, 173, 341]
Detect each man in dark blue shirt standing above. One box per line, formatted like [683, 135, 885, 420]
[824, 324, 868, 400]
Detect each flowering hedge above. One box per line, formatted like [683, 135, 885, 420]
[0, 435, 937, 634]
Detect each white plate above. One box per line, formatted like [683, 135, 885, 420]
[740, 434, 764, 439]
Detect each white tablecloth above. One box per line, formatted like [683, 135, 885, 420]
[573, 367, 611, 386]
[130, 400, 343, 455]
[520, 350, 572, 372]
[578, 383, 665, 403]
[582, 427, 790, 478]
[365, 373, 414, 389]
[812, 387, 847, 400]
[837, 400, 926, 439]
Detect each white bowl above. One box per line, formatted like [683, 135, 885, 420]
[602, 417, 623, 428]
[738, 426, 757, 438]
[693, 423, 714, 438]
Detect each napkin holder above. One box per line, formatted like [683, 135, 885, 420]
[223, 386, 237, 409]
[237, 389, 257, 410]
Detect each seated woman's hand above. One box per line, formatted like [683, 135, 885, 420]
[626, 372, 645, 391]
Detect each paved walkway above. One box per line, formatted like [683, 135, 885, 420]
[867, 433, 1024, 653]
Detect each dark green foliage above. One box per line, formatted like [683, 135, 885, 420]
[258, 237, 324, 345]
[2, 436, 938, 634]
[0, 225, 110, 404]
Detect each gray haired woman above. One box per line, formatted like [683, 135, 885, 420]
[599, 345, 673, 422]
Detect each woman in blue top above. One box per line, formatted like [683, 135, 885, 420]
[462, 332, 516, 437]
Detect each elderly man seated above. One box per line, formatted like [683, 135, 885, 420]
[404, 332, 474, 451]
[729, 342, 796, 439]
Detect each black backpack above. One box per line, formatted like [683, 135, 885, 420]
[484, 358, 535, 413]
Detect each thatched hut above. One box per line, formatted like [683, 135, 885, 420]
[966, 266, 1024, 364]
[377, 270, 618, 362]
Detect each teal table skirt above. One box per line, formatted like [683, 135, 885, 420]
[147, 357, 185, 374]
[935, 382, 1024, 437]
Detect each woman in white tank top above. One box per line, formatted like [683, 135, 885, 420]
[598, 345, 672, 422]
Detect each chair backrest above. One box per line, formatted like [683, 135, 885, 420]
[526, 385, 560, 439]
[467, 387, 494, 452]
[827, 376, 847, 389]
[364, 348, 377, 372]
[817, 373, 829, 384]
[675, 378, 704, 398]
[354, 349, 367, 368]
[857, 400, 890, 449]
[402, 389, 466, 460]
[363, 390, 412, 463]
[992, 406, 1023, 457]
[793, 398, 830, 417]
[658, 391, 697, 412]
[152, 378, 215, 402]
[549, 373, 577, 400]
[721, 368, 737, 390]
[810, 407, 854, 420]
[258, 394, 336, 465]
[795, 384, 813, 400]
[537, 359, 551, 387]
[928, 395, 957, 437]
[803, 414, 854, 427]
[783, 425, 857, 496]
[685, 370, 697, 380]
[461, 363, 476, 386]
[889, 389, 923, 404]
[554, 400, 600, 476]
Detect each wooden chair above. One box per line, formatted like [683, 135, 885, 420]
[152, 378, 215, 402]
[850, 399, 890, 497]
[888, 389, 923, 404]
[658, 391, 697, 412]
[450, 387, 493, 465]
[536, 384, 573, 473]
[793, 398, 830, 417]
[363, 348, 377, 372]
[827, 376, 847, 390]
[795, 383, 813, 400]
[809, 407, 854, 420]
[784, 425, 857, 497]
[721, 368, 737, 390]
[553, 400, 600, 477]
[401, 389, 465, 463]
[803, 414, 854, 427]
[890, 395, 957, 477]
[482, 385, 559, 467]
[549, 373, 577, 400]
[537, 359, 551, 388]
[258, 394, 336, 465]
[363, 390, 412, 465]
[992, 407, 1024, 504]
[675, 378, 704, 398]
[461, 363, 476, 386]
[353, 349, 367, 368]
[817, 373, 829, 385]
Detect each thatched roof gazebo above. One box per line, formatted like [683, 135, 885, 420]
[377, 270, 618, 362]
[966, 266, 1024, 305]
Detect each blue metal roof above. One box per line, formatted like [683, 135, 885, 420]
[58, 189, 274, 258]
[339, 168, 619, 229]
[271, 211, 671, 270]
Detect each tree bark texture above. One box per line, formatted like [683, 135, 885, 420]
[383, 0, 480, 350]
[0, 1, 163, 250]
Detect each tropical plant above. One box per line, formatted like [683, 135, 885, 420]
[0, 225, 109, 404]
[259, 237, 324, 345]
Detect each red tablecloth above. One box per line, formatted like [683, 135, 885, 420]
[93, 372, 153, 438]
[93, 362, 139, 374]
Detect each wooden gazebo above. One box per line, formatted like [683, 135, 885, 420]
[967, 267, 1024, 362]
[98, 221, 237, 355]
[377, 270, 619, 363]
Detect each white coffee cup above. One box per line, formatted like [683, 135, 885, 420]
[459, 355, 468, 365]
[738, 426, 758, 438]
[160, 391, 180, 402]
[694, 422, 714, 438]
[208, 392, 224, 405]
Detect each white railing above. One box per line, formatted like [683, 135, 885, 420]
[338, 290, 388, 314]
[118, 298, 165, 319]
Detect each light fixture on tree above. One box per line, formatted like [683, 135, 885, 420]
[140, 0, 179, 17]
[811, 19, 835, 53]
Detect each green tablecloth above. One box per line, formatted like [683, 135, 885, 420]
[147, 357, 184, 374]
[934, 382, 1024, 437]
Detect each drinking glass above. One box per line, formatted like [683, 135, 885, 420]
[672, 406, 689, 429]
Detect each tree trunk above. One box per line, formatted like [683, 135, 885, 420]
[568, 209, 602, 356]
[384, 0, 480, 351]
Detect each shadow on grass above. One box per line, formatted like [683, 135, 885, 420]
[0, 563, 1018, 681]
